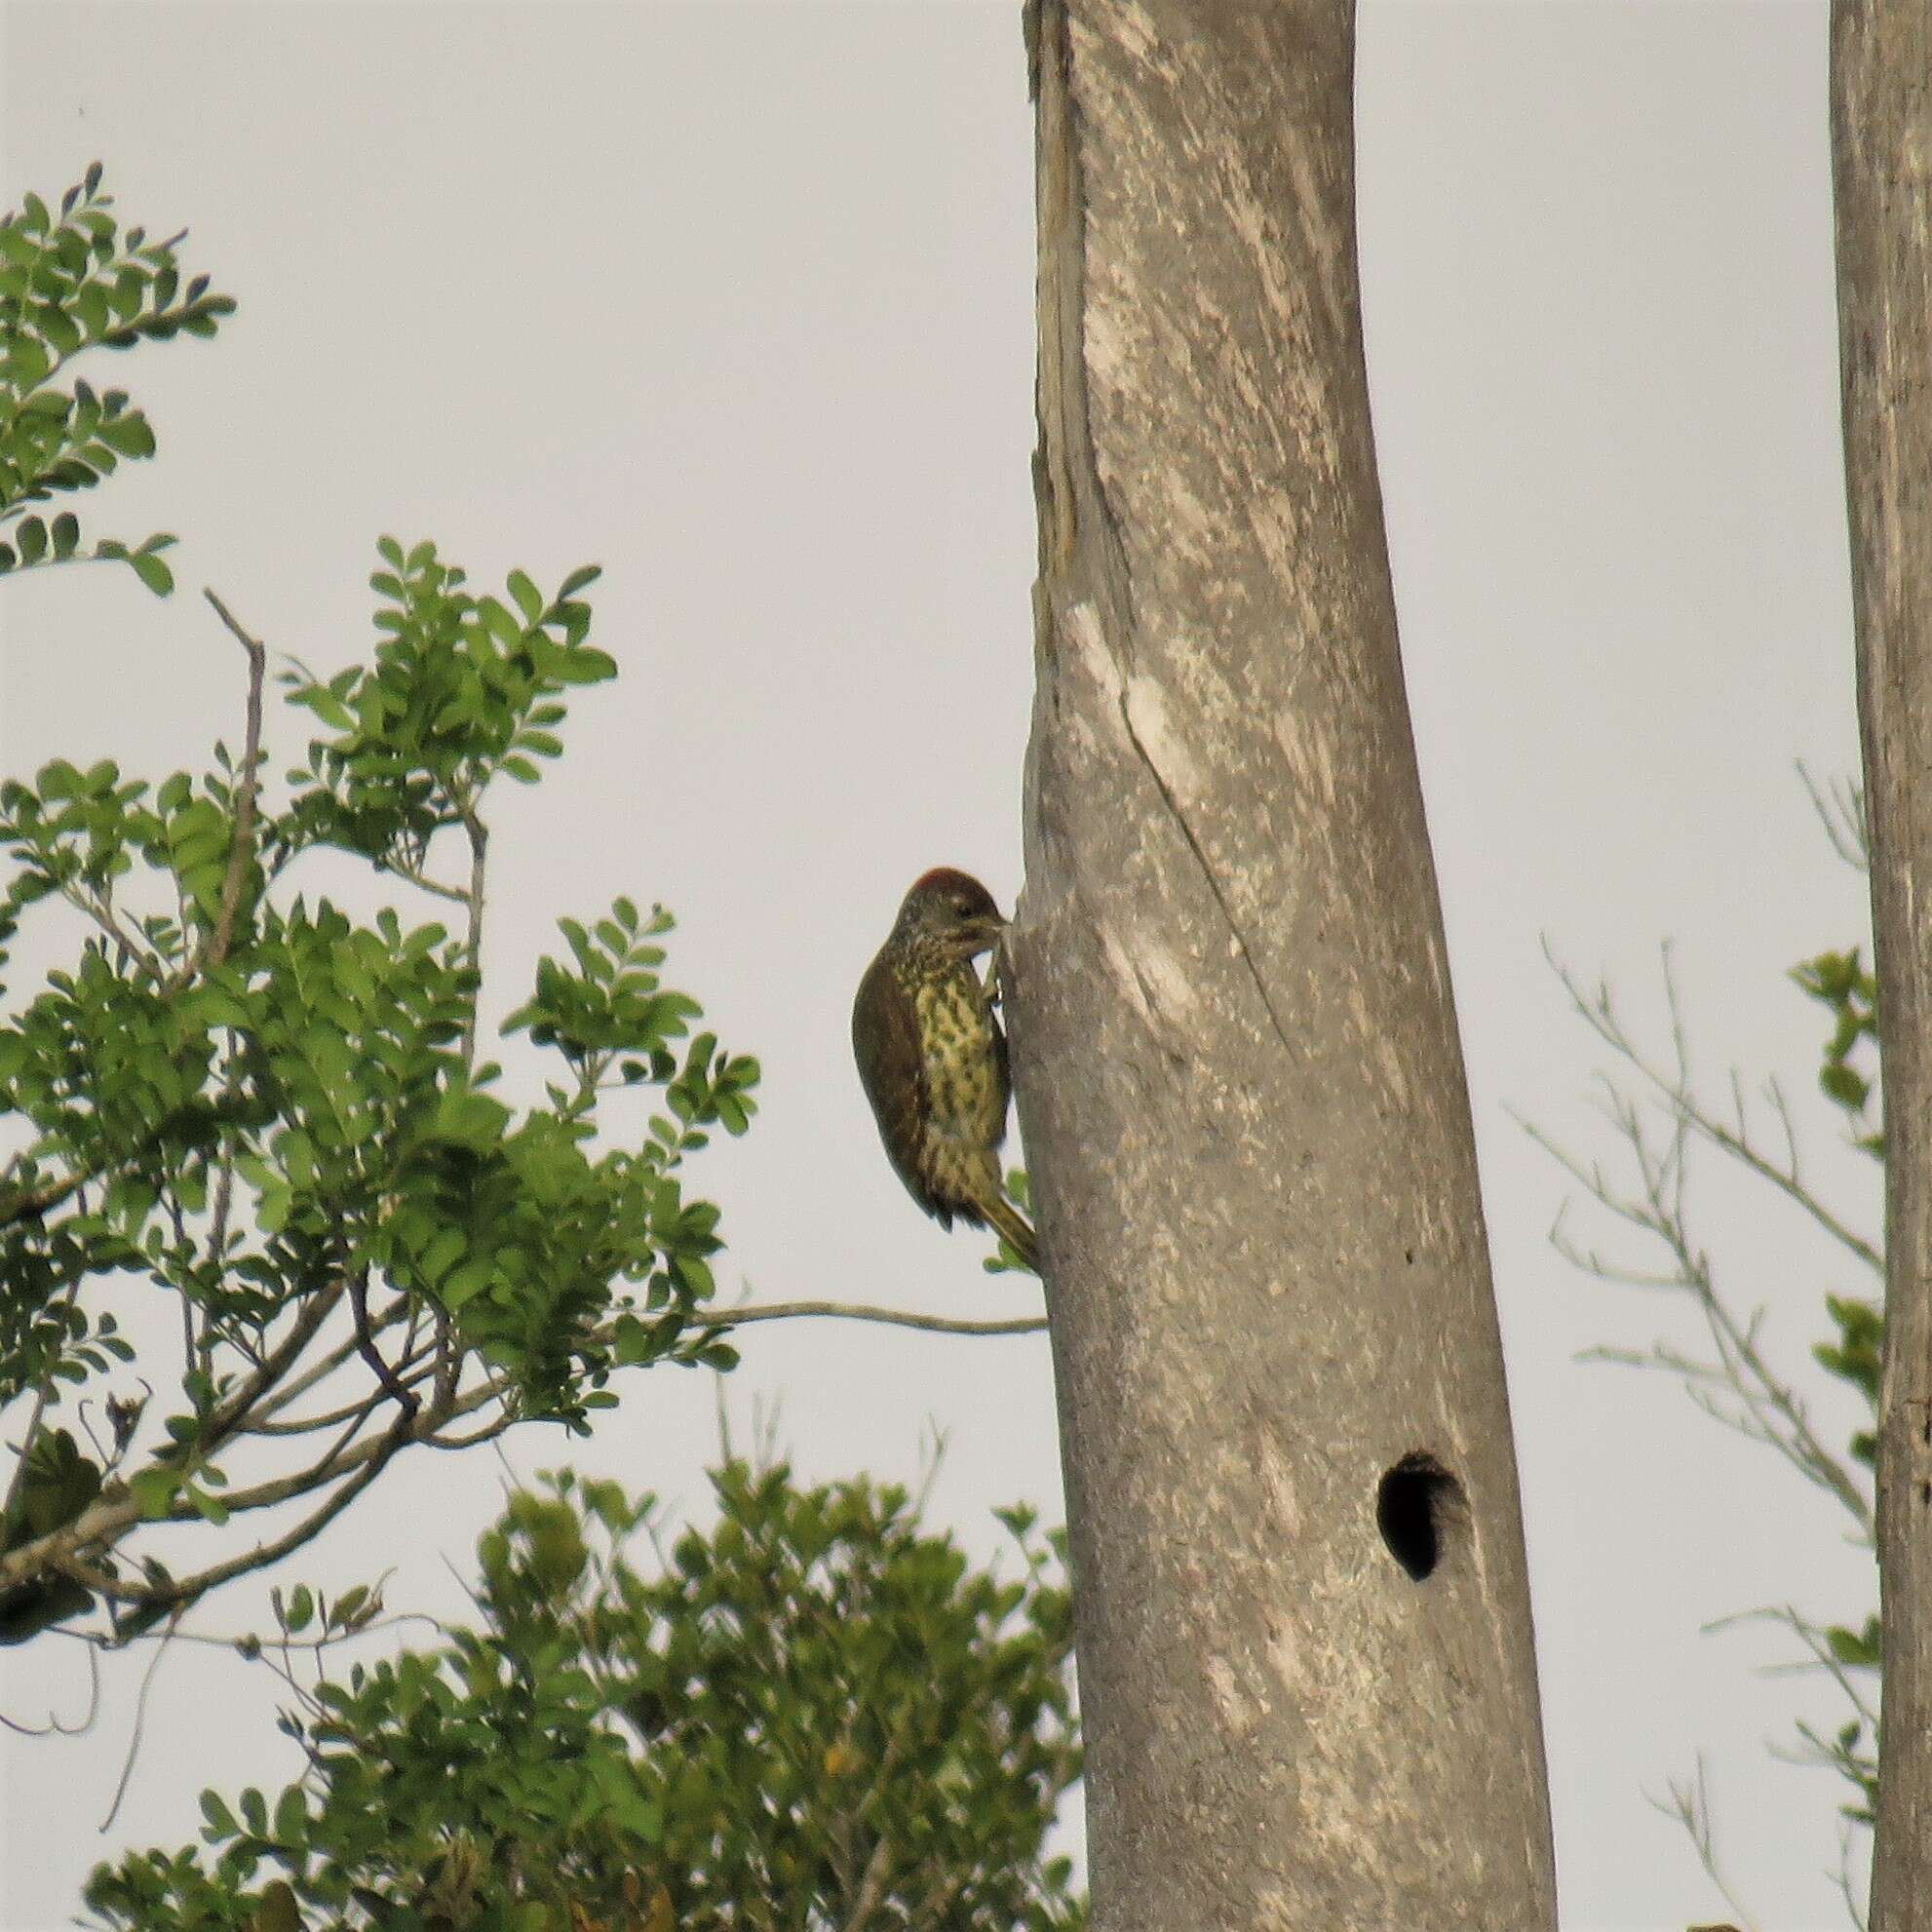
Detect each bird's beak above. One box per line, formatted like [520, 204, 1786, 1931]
[958, 913, 1006, 959]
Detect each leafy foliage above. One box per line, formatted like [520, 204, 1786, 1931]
[8, 159, 1074, 1932]
[279, 544, 615, 869]
[1783, 947, 1885, 1819]
[1815, 1292, 1881, 1474]
[1794, 947, 1881, 1153]
[84, 1465, 1086, 1932]
[1785, 953, 1884, 1827]
[0, 165, 233, 593]
[2, 524, 756, 1641]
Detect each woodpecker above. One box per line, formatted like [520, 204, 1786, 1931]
[851, 869, 1038, 1271]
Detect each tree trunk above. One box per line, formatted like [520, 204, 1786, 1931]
[1832, 3, 1932, 1925]
[1005, 4, 1558, 1926]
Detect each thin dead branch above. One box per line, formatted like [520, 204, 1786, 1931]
[706, 1299, 1047, 1338]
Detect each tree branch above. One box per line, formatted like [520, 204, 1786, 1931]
[347, 1269, 418, 1435]
[458, 806, 487, 1068]
[842, 1833, 895, 1932]
[0, 1279, 345, 1595]
[705, 1299, 1047, 1338]
[1545, 945, 1882, 1274]
[242, 1292, 411, 1428]
[0, 1170, 86, 1230]
[186, 589, 267, 981]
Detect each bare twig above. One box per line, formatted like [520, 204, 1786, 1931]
[0, 1638, 98, 1737]
[423, 1402, 520, 1451]
[1654, 1756, 1761, 1932]
[1519, 948, 1876, 1540]
[704, 1299, 1047, 1338]
[243, 1292, 411, 1427]
[1544, 942, 1881, 1274]
[384, 859, 470, 906]
[1705, 1604, 1879, 1731]
[187, 590, 267, 981]
[1834, 1819, 1873, 1932]
[347, 1269, 418, 1436]
[64, 884, 160, 983]
[1797, 759, 1870, 873]
[97, 1608, 180, 1831]
[244, 1345, 438, 1436]
[128, 1605, 442, 1659]
[1534, 920, 1882, 1918]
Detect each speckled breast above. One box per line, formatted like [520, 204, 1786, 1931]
[912, 966, 1007, 1161]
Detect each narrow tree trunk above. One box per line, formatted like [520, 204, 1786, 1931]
[1005, 4, 1557, 1925]
[1832, 3, 1932, 1925]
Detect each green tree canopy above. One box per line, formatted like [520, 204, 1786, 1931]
[1, 168, 757, 1649]
[84, 1461, 1085, 1932]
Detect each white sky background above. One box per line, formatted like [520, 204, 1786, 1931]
[0, 2, 1881, 1927]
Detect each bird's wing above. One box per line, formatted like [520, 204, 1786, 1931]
[852, 949, 944, 1220]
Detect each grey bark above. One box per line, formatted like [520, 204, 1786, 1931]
[1004, 3, 1558, 1926]
[1831, 3, 1932, 1926]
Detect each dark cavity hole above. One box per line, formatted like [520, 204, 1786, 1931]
[1376, 1452, 1462, 1582]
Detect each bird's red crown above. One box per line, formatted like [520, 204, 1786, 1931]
[909, 866, 995, 906]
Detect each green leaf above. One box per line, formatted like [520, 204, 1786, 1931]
[199, 1789, 240, 1842]
[506, 568, 543, 624]
[127, 549, 174, 597]
[187, 1485, 231, 1526]
[549, 646, 618, 686]
[1820, 1062, 1870, 1110]
[249, 1880, 302, 1932]
[128, 1466, 182, 1521]
[290, 684, 355, 731]
[36, 301, 82, 357]
[443, 1257, 494, 1310]
[271, 1784, 307, 1846]
[328, 1584, 371, 1630]
[7, 334, 50, 388]
[96, 412, 156, 457]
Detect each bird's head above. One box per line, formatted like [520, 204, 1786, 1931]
[894, 868, 1007, 959]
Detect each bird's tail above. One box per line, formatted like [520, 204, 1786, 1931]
[983, 1190, 1040, 1275]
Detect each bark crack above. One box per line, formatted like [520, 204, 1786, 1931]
[1117, 686, 1296, 1063]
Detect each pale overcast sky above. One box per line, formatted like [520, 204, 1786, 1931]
[0, 5, 1880, 1929]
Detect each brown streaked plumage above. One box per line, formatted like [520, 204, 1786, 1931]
[851, 868, 1038, 1271]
